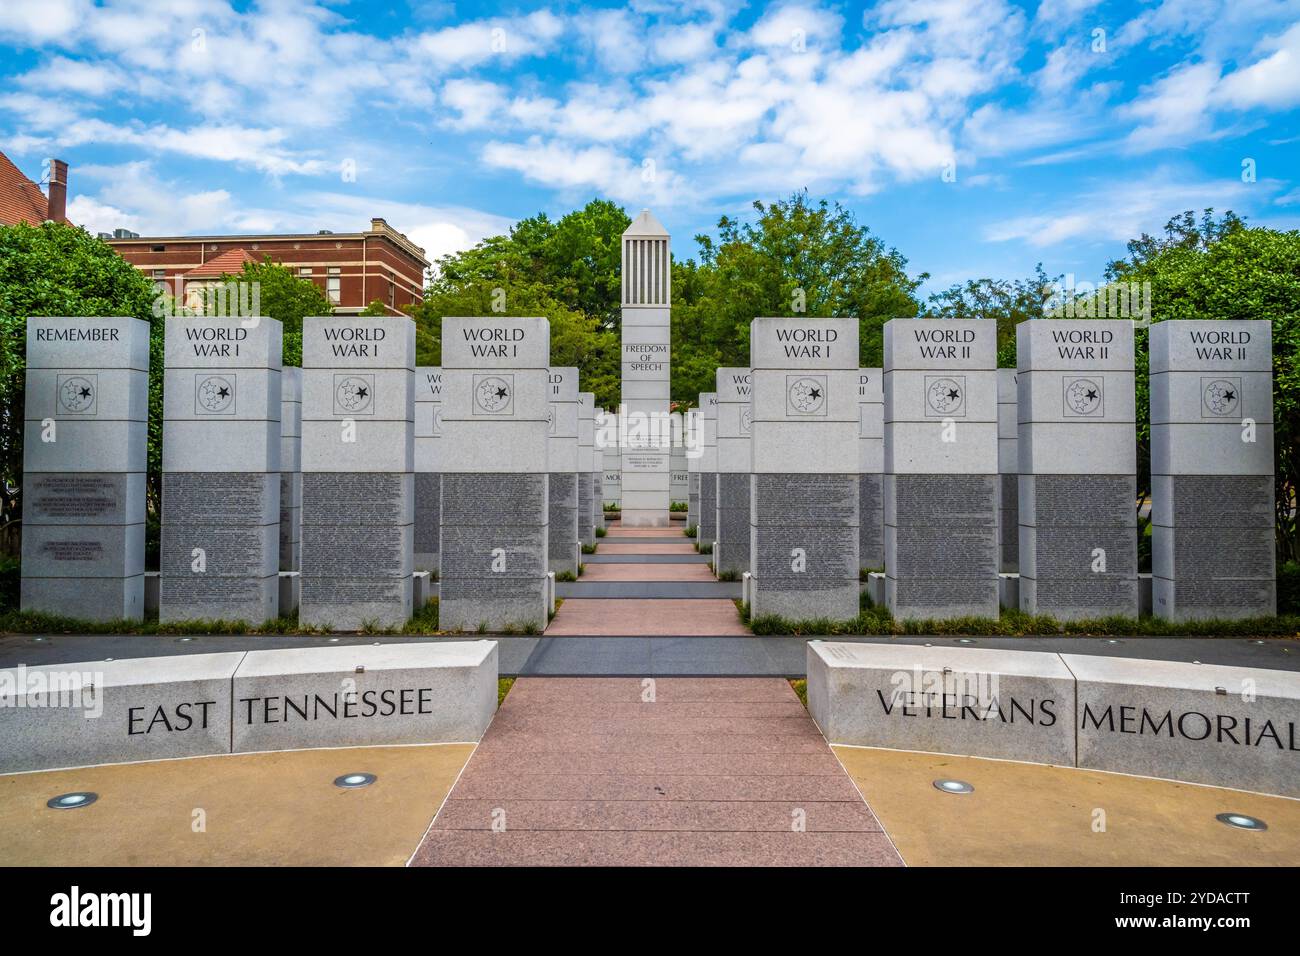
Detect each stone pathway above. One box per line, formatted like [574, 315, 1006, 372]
[547, 521, 749, 636]
[410, 678, 902, 866]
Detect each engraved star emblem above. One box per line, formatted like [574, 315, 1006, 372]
[808, 387, 821, 399]
[947, 388, 960, 400]
[495, 386, 509, 399]
[356, 386, 368, 398]
[78, 386, 92, 399]
[1086, 389, 1097, 401]
[1223, 389, 1235, 401]
[217, 386, 230, 399]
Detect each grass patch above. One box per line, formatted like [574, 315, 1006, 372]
[789, 678, 808, 709]
[577, 563, 586, 577]
[603, 503, 619, 512]
[554, 570, 577, 583]
[742, 591, 1300, 638]
[715, 568, 740, 582]
[0, 597, 446, 637]
[595, 526, 608, 538]
[581, 542, 599, 554]
[497, 677, 516, 707]
[695, 541, 713, 554]
[669, 502, 688, 512]
[859, 567, 883, 580]
[684, 524, 698, 538]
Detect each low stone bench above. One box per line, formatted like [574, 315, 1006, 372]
[808, 641, 1300, 797]
[0, 653, 244, 773]
[232, 642, 496, 753]
[1066, 654, 1300, 798]
[0, 641, 497, 774]
[807, 642, 1076, 766]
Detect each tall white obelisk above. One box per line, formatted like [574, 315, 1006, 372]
[619, 210, 672, 527]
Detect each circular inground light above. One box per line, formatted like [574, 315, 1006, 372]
[1106, 639, 1122, 645]
[334, 773, 376, 789]
[1216, 812, 1267, 831]
[933, 779, 974, 794]
[957, 638, 975, 644]
[177, 636, 195, 643]
[47, 791, 98, 809]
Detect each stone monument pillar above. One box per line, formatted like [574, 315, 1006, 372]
[21, 316, 149, 622]
[279, 367, 302, 574]
[884, 318, 998, 620]
[413, 367, 442, 573]
[161, 315, 282, 623]
[577, 392, 596, 546]
[1017, 319, 1138, 619]
[697, 392, 718, 550]
[1150, 320, 1275, 620]
[858, 367, 884, 570]
[670, 445, 688, 509]
[548, 367, 580, 576]
[619, 210, 671, 527]
[997, 367, 1018, 574]
[300, 314, 414, 630]
[750, 318, 860, 620]
[687, 430, 700, 531]
[715, 367, 752, 577]
[439, 316, 550, 632]
[601, 432, 622, 512]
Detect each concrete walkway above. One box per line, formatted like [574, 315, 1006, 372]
[410, 677, 902, 866]
[548, 520, 749, 636]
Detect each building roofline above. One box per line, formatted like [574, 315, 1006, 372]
[106, 228, 428, 266]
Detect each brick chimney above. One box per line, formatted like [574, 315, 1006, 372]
[47, 159, 68, 223]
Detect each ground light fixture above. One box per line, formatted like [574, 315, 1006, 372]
[47, 792, 97, 810]
[957, 638, 976, 644]
[933, 779, 974, 794]
[1216, 812, 1267, 831]
[334, 773, 377, 789]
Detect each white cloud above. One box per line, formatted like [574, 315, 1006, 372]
[985, 168, 1260, 247]
[1217, 21, 1300, 110]
[482, 137, 675, 204]
[1122, 61, 1222, 151]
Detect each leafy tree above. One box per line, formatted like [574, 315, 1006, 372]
[0, 223, 157, 555]
[672, 192, 925, 400]
[927, 264, 1062, 366]
[359, 299, 389, 316]
[208, 257, 335, 366]
[1105, 211, 1299, 560]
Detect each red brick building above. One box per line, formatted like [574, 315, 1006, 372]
[106, 217, 428, 316]
[0, 151, 67, 226]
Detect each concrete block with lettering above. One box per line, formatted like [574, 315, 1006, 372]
[602, 439, 622, 510]
[997, 367, 1018, 573]
[413, 366, 442, 573]
[697, 392, 719, 548]
[547, 367, 580, 575]
[807, 642, 1076, 766]
[670, 445, 689, 506]
[439, 317, 550, 631]
[715, 368, 752, 575]
[279, 367, 302, 572]
[578, 392, 596, 546]
[231, 642, 497, 753]
[1149, 321, 1275, 620]
[21, 317, 150, 622]
[883, 318, 999, 620]
[858, 368, 884, 570]
[1016, 320, 1138, 620]
[749, 318, 860, 620]
[1067, 654, 1300, 797]
[299, 316, 415, 630]
[620, 212, 673, 527]
[0, 653, 243, 773]
[161, 316, 282, 623]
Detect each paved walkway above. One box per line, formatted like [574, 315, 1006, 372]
[410, 678, 902, 866]
[548, 519, 749, 636]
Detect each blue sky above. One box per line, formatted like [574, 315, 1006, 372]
[1, 0, 1297, 296]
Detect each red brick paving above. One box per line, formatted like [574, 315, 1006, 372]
[599, 541, 696, 554]
[605, 526, 687, 538]
[580, 562, 716, 581]
[410, 678, 903, 867]
[544, 598, 749, 635]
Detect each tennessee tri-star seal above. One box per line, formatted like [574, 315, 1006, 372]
[1202, 378, 1240, 417]
[196, 375, 235, 414]
[787, 377, 826, 415]
[58, 376, 96, 414]
[1063, 377, 1102, 416]
[335, 376, 373, 413]
[475, 376, 512, 414]
[926, 377, 964, 415]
